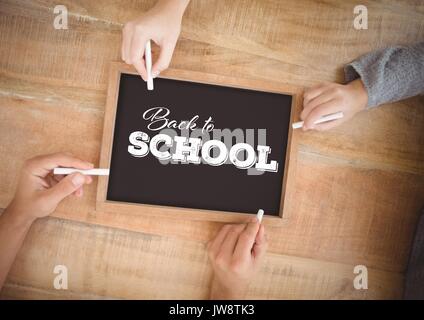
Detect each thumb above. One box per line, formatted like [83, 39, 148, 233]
[152, 41, 176, 77]
[45, 173, 86, 204]
[253, 224, 267, 261]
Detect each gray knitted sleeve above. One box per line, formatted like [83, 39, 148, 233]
[344, 42, 424, 108]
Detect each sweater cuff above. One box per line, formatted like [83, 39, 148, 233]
[344, 62, 377, 108]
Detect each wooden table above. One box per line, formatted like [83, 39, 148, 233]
[0, 0, 423, 299]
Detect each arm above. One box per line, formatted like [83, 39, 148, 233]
[0, 208, 34, 290]
[301, 42, 424, 131]
[0, 153, 92, 290]
[122, 0, 190, 80]
[345, 42, 424, 108]
[207, 218, 267, 299]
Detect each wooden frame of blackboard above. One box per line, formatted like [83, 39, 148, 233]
[96, 62, 301, 224]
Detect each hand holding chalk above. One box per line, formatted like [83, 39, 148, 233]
[298, 80, 368, 131]
[208, 217, 267, 299]
[5, 153, 93, 222]
[121, 2, 189, 83]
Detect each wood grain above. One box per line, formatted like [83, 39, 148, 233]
[0, 0, 423, 299]
[0, 217, 404, 299]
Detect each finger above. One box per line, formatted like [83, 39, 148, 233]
[220, 224, 246, 259]
[43, 173, 89, 204]
[233, 219, 260, 261]
[252, 224, 267, 260]
[303, 100, 340, 130]
[27, 153, 94, 178]
[121, 23, 134, 62]
[46, 174, 58, 188]
[208, 224, 232, 258]
[152, 41, 176, 77]
[53, 174, 65, 183]
[303, 83, 328, 106]
[255, 224, 265, 244]
[73, 177, 91, 195]
[46, 174, 60, 187]
[130, 33, 148, 80]
[74, 187, 83, 197]
[301, 88, 335, 121]
[39, 178, 49, 189]
[133, 58, 148, 82]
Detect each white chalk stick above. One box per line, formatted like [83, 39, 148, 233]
[53, 168, 110, 176]
[145, 40, 154, 91]
[292, 111, 344, 129]
[257, 209, 264, 223]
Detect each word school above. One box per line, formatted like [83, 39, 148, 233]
[128, 131, 279, 172]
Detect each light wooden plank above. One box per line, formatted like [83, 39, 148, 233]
[0, 217, 403, 299]
[0, 0, 121, 90]
[270, 151, 424, 273]
[20, 0, 424, 84]
[2, 0, 424, 87]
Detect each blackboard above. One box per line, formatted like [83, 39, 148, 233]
[97, 63, 298, 221]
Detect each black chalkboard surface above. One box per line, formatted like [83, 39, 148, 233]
[106, 73, 292, 216]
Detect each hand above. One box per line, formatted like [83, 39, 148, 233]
[207, 218, 267, 299]
[0, 152, 92, 290]
[8, 152, 93, 224]
[121, 0, 190, 80]
[301, 79, 368, 131]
